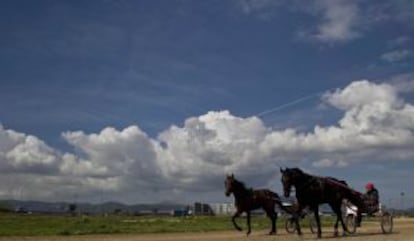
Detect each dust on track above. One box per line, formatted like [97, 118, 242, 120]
[1, 217, 413, 241]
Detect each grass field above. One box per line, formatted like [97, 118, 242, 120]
[0, 218, 412, 241]
[0, 212, 334, 236]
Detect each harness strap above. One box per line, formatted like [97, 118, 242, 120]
[323, 177, 362, 196]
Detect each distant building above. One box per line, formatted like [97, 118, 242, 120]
[209, 203, 235, 215]
[193, 202, 214, 215]
[172, 206, 191, 216]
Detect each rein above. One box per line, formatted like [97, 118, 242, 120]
[324, 178, 362, 196]
[292, 174, 363, 202]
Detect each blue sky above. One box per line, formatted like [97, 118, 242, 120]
[1, 0, 414, 207]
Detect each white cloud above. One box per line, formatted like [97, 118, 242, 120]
[297, 0, 361, 43]
[1, 80, 414, 202]
[312, 158, 347, 168]
[312, 0, 361, 43]
[260, 80, 414, 166]
[380, 49, 411, 63]
[236, 0, 284, 16]
[233, 1, 413, 45]
[62, 126, 159, 178]
[320, 80, 414, 149]
[0, 126, 59, 173]
[322, 80, 401, 110]
[150, 83, 414, 187]
[236, 0, 361, 43]
[59, 153, 109, 177]
[154, 111, 270, 190]
[389, 73, 414, 93]
[294, 1, 414, 44]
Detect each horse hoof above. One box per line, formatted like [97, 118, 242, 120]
[333, 230, 339, 237]
[246, 231, 251, 236]
[268, 231, 276, 235]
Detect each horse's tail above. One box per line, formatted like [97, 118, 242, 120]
[265, 190, 281, 202]
[265, 190, 296, 214]
[264, 190, 283, 205]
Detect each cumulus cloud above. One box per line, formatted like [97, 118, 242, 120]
[61, 126, 159, 178]
[1, 79, 414, 202]
[0, 126, 59, 173]
[321, 80, 414, 149]
[156, 111, 270, 188]
[323, 80, 401, 110]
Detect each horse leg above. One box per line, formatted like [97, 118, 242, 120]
[272, 211, 278, 235]
[313, 206, 322, 238]
[232, 211, 242, 231]
[246, 211, 251, 236]
[333, 203, 349, 236]
[333, 215, 339, 237]
[293, 206, 303, 236]
[329, 203, 339, 237]
[265, 207, 277, 235]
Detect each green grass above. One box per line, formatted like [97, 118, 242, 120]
[0, 212, 335, 236]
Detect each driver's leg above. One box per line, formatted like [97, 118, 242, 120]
[356, 210, 362, 227]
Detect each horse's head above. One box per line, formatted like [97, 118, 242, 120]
[280, 167, 303, 198]
[224, 174, 236, 197]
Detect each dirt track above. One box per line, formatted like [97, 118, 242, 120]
[1, 218, 413, 241]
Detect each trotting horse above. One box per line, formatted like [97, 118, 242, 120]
[280, 167, 364, 238]
[224, 174, 283, 236]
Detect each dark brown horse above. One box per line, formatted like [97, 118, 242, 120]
[280, 167, 364, 238]
[224, 174, 283, 236]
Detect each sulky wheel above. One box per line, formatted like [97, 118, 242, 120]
[345, 214, 357, 234]
[309, 215, 318, 234]
[285, 217, 297, 234]
[380, 212, 393, 234]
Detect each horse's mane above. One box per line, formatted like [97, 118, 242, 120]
[233, 178, 248, 191]
[290, 167, 304, 174]
[286, 167, 308, 179]
[289, 168, 347, 186]
[327, 177, 348, 186]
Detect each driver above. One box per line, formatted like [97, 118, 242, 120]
[357, 182, 379, 226]
[363, 182, 379, 212]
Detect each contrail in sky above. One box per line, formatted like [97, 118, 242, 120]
[256, 91, 325, 117]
